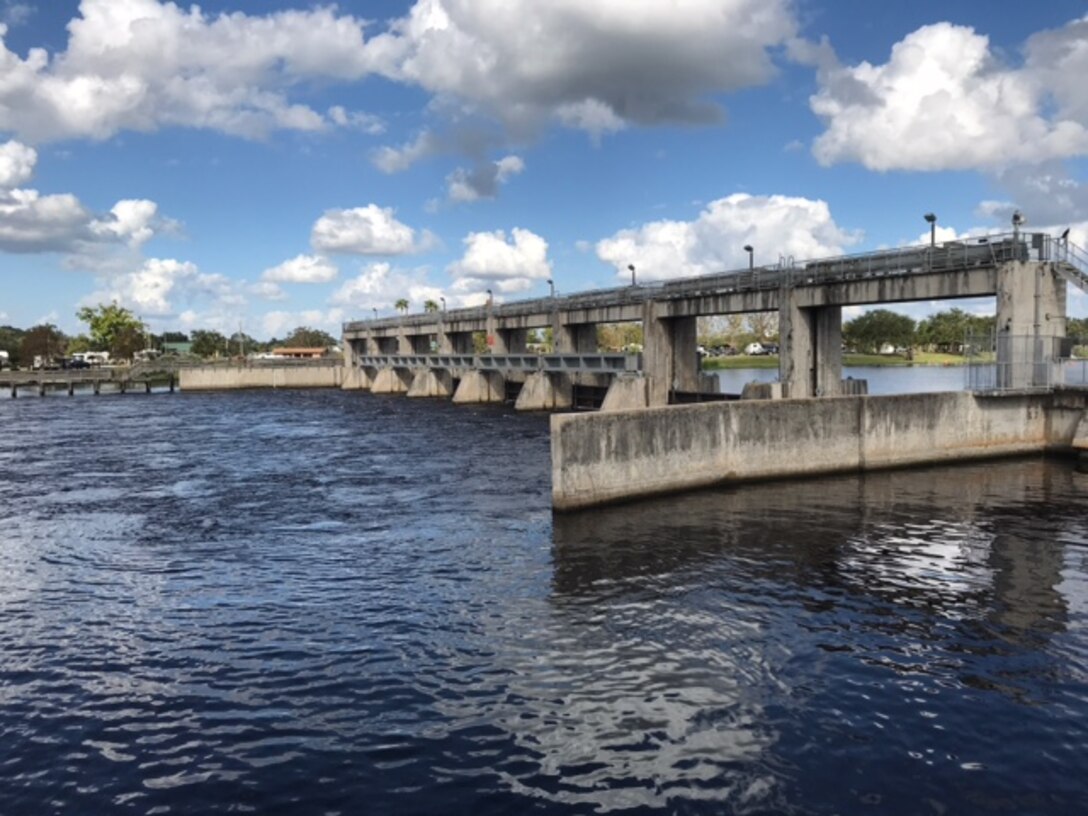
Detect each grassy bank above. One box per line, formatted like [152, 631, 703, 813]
[703, 351, 967, 369]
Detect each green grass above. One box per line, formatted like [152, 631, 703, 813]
[702, 351, 969, 369]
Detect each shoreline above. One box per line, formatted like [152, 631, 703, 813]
[702, 353, 968, 370]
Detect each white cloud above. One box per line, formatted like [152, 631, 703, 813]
[261, 253, 339, 284]
[0, 141, 175, 255]
[260, 308, 345, 339]
[447, 227, 552, 294]
[808, 21, 1088, 171]
[0, 188, 92, 252]
[372, 130, 441, 174]
[0, 1, 799, 149]
[329, 262, 445, 312]
[0, 0, 374, 142]
[311, 205, 430, 255]
[88, 199, 162, 247]
[447, 154, 524, 202]
[595, 193, 860, 282]
[0, 139, 36, 186]
[327, 106, 384, 135]
[248, 280, 287, 301]
[1, 3, 33, 28]
[365, 0, 796, 139]
[84, 257, 240, 316]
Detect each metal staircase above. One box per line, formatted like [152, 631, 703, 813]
[1055, 239, 1088, 295]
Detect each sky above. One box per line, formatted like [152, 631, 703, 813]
[1, 0, 1087, 340]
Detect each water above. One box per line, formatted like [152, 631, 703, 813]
[714, 364, 969, 395]
[2, 390, 1087, 815]
[714, 360, 1088, 395]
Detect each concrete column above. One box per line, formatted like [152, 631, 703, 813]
[396, 327, 414, 355]
[641, 301, 699, 406]
[515, 371, 572, 411]
[342, 337, 365, 390]
[600, 374, 650, 412]
[995, 261, 1067, 389]
[500, 328, 529, 354]
[452, 370, 506, 403]
[437, 321, 453, 353]
[407, 368, 453, 398]
[779, 295, 842, 398]
[553, 317, 598, 353]
[442, 331, 474, 354]
[371, 366, 412, 394]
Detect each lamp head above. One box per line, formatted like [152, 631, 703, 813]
[924, 212, 936, 224]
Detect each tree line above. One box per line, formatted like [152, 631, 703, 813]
[843, 308, 1088, 355]
[0, 303, 338, 368]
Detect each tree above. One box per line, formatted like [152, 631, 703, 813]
[395, 298, 410, 314]
[162, 331, 189, 343]
[843, 309, 916, 354]
[229, 331, 258, 356]
[915, 308, 992, 353]
[190, 329, 229, 358]
[67, 334, 93, 354]
[283, 326, 336, 348]
[1068, 317, 1088, 342]
[0, 325, 26, 367]
[20, 324, 67, 364]
[112, 326, 146, 360]
[746, 312, 778, 340]
[423, 299, 439, 312]
[77, 302, 146, 356]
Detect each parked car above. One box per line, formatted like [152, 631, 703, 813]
[744, 342, 765, 356]
[762, 343, 780, 355]
[64, 358, 91, 369]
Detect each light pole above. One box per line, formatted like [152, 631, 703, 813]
[743, 245, 754, 270]
[440, 296, 446, 312]
[1012, 210, 1024, 244]
[628, 264, 636, 286]
[924, 212, 937, 248]
[372, 307, 378, 320]
[547, 278, 554, 298]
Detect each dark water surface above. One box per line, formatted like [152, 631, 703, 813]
[1, 390, 1086, 815]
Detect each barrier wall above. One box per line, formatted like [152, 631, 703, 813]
[179, 365, 342, 390]
[551, 391, 1088, 510]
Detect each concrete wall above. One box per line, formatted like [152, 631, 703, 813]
[180, 364, 342, 390]
[551, 391, 1087, 510]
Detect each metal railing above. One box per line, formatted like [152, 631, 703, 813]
[964, 332, 1079, 393]
[356, 353, 639, 374]
[1052, 237, 1088, 294]
[345, 230, 1058, 334]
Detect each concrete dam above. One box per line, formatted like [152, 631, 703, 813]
[340, 229, 1088, 508]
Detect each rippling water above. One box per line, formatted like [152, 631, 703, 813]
[2, 390, 1086, 815]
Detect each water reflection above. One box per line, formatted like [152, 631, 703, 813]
[540, 458, 1085, 812]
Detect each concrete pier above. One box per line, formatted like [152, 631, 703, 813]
[551, 390, 1088, 510]
[370, 367, 412, 394]
[407, 368, 454, 398]
[452, 370, 506, 404]
[514, 371, 572, 411]
[179, 364, 342, 390]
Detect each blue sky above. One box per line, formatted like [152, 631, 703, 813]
[1, 0, 1087, 339]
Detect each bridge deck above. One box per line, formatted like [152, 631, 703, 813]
[344, 230, 1068, 336]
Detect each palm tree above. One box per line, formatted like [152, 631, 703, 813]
[423, 299, 439, 313]
[395, 298, 409, 314]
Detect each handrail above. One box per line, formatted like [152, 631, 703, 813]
[343, 230, 1060, 334]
